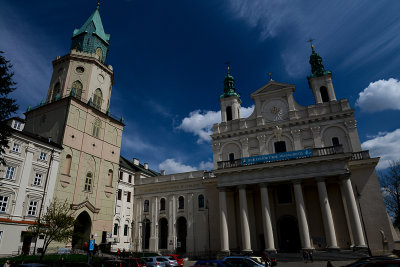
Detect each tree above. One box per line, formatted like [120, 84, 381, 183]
[0, 51, 18, 165]
[28, 199, 76, 261]
[380, 160, 400, 228]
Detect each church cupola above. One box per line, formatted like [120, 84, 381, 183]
[307, 45, 337, 104]
[220, 66, 242, 122]
[70, 3, 110, 64]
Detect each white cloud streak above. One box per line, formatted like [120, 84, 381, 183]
[356, 78, 400, 113]
[177, 105, 254, 143]
[158, 158, 213, 174]
[361, 129, 400, 170]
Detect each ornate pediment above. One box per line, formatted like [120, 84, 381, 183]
[70, 199, 100, 214]
[251, 81, 295, 98]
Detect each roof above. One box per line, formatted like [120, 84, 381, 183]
[72, 8, 110, 44]
[119, 155, 160, 176]
[11, 127, 63, 150]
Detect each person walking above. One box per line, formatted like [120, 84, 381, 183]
[3, 260, 11, 267]
[308, 250, 313, 262]
[302, 250, 309, 263]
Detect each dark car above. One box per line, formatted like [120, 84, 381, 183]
[194, 260, 234, 267]
[123, 258, 147, 267]
[102, 260, 129, 267]
[343, 256, 400, 267]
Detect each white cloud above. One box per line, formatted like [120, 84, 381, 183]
[356, 78, 400, 112]
[177, 106, 254, 143]
[158, 159, 214, 174]
[361, 129, 400, 169]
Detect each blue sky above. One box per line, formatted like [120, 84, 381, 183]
[1, 1, 400, 173]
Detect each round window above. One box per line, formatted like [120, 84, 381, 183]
[76, 66, 85, 73]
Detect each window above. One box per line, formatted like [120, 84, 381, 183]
[92, 118, 101, 138]
[127, 192, 131, 203]
[274, 141, 287, 153]
[332, 137, 340, 147]
[12, 143, 20, 153]
[96, 47, 103, 61]
[39, 152, 47, 161]
[229, 153, 235, 163]
[198, 194, 205, 209]
[27, 201, 38, 216]
[93, 88, 103, 110]
[84, 172, 92, 192]
[119, 172, 123, 180]
[64, 155, 72, 175]
[226, 106, 232, 121]
[160, 198, 166, 211]
[124, 224, 128, 236]
[144, 200, 149, 212]
[128, 175, 132, 183]
[33, 173, 42, 186]
[113, 223, 119, 236]
[107, 169, 113, 187]
[13, 121, 21, 130]
[178, 196, 184, 210]
[5, 166, 15, 179]
[53, 82, 61, 101]
[0, 196, 9, 212]
[320, 86, 330, 102]
[118, 189, 122, 200]
[71, 80, 83, 100]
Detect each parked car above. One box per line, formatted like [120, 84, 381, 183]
[343, 256, 400, 267]
[17, 264, 49, 267]
[102, 260, 129, 267]
[141, 257, 167, 267]
[223, 257, 264, 267]
[248, 257, 263, 265]
[158, 257, 178, 267]
[123, 258, 147, 267]
[165, 255, 184, 267]
[194, 260, 234, 267]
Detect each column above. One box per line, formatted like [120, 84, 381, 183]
[219, 188, 229, 253]
[316, 178, 339, 249]
[168, 195, 176, 250]
[260, 184, 276, 252]
[239, 186, 252, 252]
[342, 176, 366, 248]
[293, 181, 312, 249]
[150, 196, 158, 251]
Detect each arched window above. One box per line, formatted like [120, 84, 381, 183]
[96, 47, 103, 62]
[63, 154, 72, 175]
[198, 194, 205, 209]
[332, 137, 340, 147]
[274, 141, 287, 153]
[53, 82, 61, 101]
[84, 172, 92, 192]
[144, 200, 149, 212]
[93, 88, 103, 110]
[229, 153, 235, 163]
[71, 80, 83, 100]
[178, 196, 184, 210]
[92, 118, 101, 138]
[107, 169, 113, 187]
[226, 106, 232, 121]
[160, 198, 166, 211]
[320, 86, 330, 102]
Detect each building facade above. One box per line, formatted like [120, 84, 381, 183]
[0, 118, 62, 256]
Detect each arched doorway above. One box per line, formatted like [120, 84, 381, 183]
[72, 211, 92, 249]
[159, 218, 168, 249]
[176, 217, 187, 253]
[277, 215, 301, 252]
[142, 219, 150, 250]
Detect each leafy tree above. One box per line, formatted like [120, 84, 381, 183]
[0, 51, 18, 165]
[28, 199, 76, 261]
[380, 160, 400, 228]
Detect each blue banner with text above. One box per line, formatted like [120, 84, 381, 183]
[241, 149, 313, 165]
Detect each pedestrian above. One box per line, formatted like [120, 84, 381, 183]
[59, 257, 65, 267]
[3, 260, 10, 267]
[262, 252, 271, 267]
[302, 250, 309, 263]
[117, 248, 121, 258]
[327, 260, 333, 267]
[308, 250, 313, 262]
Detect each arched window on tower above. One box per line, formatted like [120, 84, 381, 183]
[93, 88, 103, 110]
[107, 169, 113, 187]
[92, 118, 101, 138]
[53, 82, 61, 101]
[332, 137, 340, 147]
[144, 200, 149, 212]
[226, 106, 232, 121]
[96, 47, 103, 62]
[178, 196, 184, 210]
[160, 198, 166, 211]
[320, 86, 330, 102]
[71, 80, 83, 100]
[84, 172, 93, 192]
[63, 154, 72, 175]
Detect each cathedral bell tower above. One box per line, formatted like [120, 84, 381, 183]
[307, 45, 337, 104]
[45, 3, 113, 113]
[220, 66, 242, 122]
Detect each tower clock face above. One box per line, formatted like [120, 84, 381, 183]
[262, 99, 289, 121]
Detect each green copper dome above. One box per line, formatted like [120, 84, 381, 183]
[220, 67, 241, 100]
[308, 45, 331, 78]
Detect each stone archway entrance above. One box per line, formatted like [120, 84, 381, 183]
[176, 217, 187, 253]
[159, 218, 168, 249]
[277, 215, 301, 252]
[72, 211, 92, 249]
